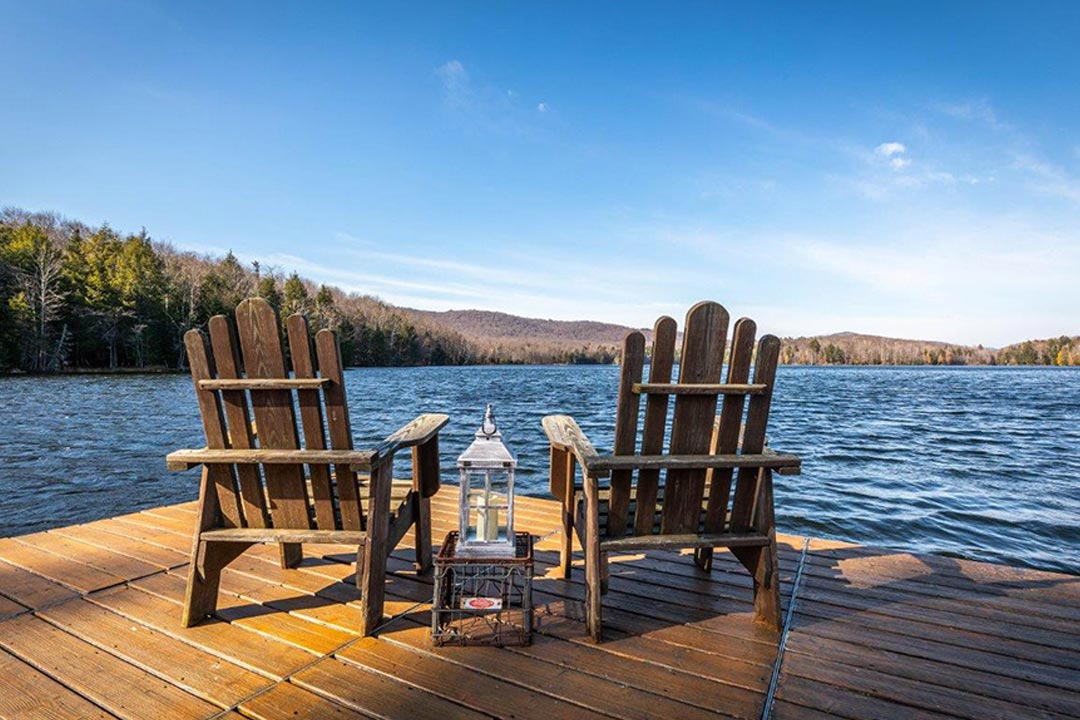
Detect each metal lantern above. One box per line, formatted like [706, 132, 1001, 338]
[456, 404, 516, 557]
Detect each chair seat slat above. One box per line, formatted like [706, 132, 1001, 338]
[198, 377, 330, 391]
[601, 532, 770, 553]
[634, 382, 766, 396]
[201, 527, 367, 544]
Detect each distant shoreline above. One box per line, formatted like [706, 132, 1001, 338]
[4, 362, 1079, 378]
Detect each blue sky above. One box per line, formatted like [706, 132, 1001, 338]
[2, 2, 1078, 345]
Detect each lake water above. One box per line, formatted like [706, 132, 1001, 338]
[1, 366, 1078, 573]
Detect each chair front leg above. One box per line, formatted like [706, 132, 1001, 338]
[549, 445, 576, 579]
[583, 471, 603, 642]
[411, 437, 440, 574]
[358, 459, 393, 636]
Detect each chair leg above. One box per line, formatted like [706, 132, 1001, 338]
[752, 469, 782, 631]
[584, 473, 603, 642]
[183, 540, 251, 626]
[731, 540, 782, 632]
[413, 492, 433, 574]
[411, 441, 438, 574]
[279, 542, 303, 569]
[560, 490, 575, 579]
[694, 547, 713, 571]
[358, 462, 392, 636]
[552, 447, 575, 580]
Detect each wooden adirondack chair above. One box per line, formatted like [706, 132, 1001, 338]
[542, 301, 801, 642]
[166, 297, 448, 636]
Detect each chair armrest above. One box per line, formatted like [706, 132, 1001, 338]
[587, 452, 801, 474]
[762, 447, 802, 475]
[166, 447, 377, 472]
[167, 414, 449, 474]
[371, 413, 450, 464]
[542, 415, 607, 477]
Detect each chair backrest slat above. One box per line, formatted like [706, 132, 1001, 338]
[703, 317, 756, 534]
[183, 329, 244, 528]
[607, 332, 645, 537]
[234, 298, 312, 531]
[632, 316, 677, 536]
[729, 335, 780, 532]
[286, 314, 338, 531]
[660, 302, 730, 534]
[207, 316, 269, 528]
[315, 327, 365, 531]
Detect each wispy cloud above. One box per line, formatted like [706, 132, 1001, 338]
[1012, 154, 1080, 203]
[434, 59, 550, 137]
[435, 60, 471, 110]
[875, 141, 907, 157]
[933, 98, 1009, 130]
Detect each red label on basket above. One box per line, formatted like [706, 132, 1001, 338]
[460, 596, 502, 610]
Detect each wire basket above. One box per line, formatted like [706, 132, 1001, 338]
[432, 531, 533, 646]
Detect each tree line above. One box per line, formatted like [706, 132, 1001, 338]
[0, 208, 621, 372]
[781, 333, 1079, 366]
[0, 208, 477, 372]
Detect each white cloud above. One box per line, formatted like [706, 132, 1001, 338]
[875, 141, 907, 157]
[890, 157, 912, 170]
[536, 102, 548, 113]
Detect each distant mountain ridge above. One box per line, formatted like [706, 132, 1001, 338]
[404, 308, 638, 364]
[407, 309, 638, 343]
[408, 309, 1079, 366]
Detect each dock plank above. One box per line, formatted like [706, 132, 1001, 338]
[88, 585, 316, 680]
[37, 597, 273, 708]
[0, 614, 223, 720]
[292, 656, 491, 720]
[238, 680, 377, 720]
[0, 647, 116, 720]
[0, 559, 79, 609]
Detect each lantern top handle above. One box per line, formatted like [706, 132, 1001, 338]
[459, 404, 516, 468]
[478, 403, 500, 439]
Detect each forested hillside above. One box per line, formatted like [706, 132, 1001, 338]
[0, 209, 472, 371]
[996, 336, 1080, 366]
[781, 332, 1078, 366]
[780, 332, 995, 366]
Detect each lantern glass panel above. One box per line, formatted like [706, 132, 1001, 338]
[460, 466, 514, 552]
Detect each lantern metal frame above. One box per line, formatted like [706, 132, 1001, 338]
[456, 405, 517, 557]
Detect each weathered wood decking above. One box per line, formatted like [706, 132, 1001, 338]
[1, 487, 1078, 719]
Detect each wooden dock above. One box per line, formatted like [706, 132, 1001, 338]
[1, 487, 1078, 719]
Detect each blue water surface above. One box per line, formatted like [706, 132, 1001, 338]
[1, 366, 1077, 572]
